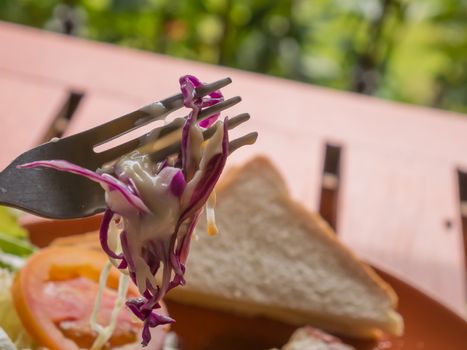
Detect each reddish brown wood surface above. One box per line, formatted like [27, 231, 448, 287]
[0, 21, 465, 316]
[0, 73, 67, 169]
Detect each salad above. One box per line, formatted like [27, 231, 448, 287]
[6, 75, 255, 349]
[0, 207, 36, 349]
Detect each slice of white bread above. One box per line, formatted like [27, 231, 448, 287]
[167, 156, 403, 338]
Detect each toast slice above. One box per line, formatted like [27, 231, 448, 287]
[167, 156, 403, 338]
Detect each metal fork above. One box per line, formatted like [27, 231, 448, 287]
[0, 78, 254, 219]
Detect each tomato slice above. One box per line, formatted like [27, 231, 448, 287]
[12, 246, 168, 350]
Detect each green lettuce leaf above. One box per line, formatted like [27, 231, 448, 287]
[0, 207, 34, 270]
[0, 207, 27, 239]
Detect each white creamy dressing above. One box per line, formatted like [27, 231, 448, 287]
[113, 153, 181, 294]
[187, 123, 204, 173]
[181, 121, 224, 237]
[138, 102, 171, 126]
[181, 121, 223, 209]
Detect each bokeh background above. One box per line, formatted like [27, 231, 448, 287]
[1, 0, 465, 113]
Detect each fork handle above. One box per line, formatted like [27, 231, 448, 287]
[0, 165, 106, 219]
[0, 142, 106, 219]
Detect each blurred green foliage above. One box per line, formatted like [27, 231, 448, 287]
[0, 0, 465, 113]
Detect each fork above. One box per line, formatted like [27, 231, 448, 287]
[0, 78, 256, 219]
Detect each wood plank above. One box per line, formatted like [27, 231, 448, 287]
[339, 145, 465, 313]
[0, 73, 67, 170]
[64, 92, 143, 137]
[1, 21, 467, 163]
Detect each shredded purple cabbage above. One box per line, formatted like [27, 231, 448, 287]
[180, 75, 224, 128]
[18, 75, 231, 347]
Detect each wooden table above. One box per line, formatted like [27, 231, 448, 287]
[0, 21, 465, 316]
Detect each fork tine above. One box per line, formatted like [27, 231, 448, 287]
[198, 96, 241, 122]
[201, 113, 250, 140]
[150, 96, 243, 140]
[81, 77, 232, 146]
[97, 97, 242, 164]
[147, 113, 252, 162]
[193, 77, 232, 98]
[98, 112, 250, 165]
[228, 132, 258, 154]
[134, 96, 243, 143]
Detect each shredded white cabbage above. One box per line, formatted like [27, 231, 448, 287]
[107, 217, 129, 275]
[90, 261, 130, 350]
[0, 327, 17, 350]
[0, 250, 26, 270]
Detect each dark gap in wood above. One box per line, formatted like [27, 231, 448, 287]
[41, 90, 84, 143]
[456, 169, 467, 299]
[319, 143, 342, 232]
